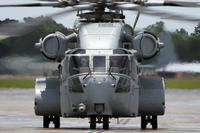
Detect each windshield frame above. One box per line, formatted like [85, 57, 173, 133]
[66, 54, 133, 76]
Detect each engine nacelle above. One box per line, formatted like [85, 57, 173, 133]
[133, 32, 164, 60]
[36, 32, 66, 60]
[35, 32, 77, 61]
[34, 77, 60, 116]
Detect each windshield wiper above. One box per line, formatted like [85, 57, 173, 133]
[108, 67, 116, 80]
[83, 67, 91, 80]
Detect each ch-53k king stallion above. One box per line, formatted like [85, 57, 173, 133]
[1, 0, 200, 130]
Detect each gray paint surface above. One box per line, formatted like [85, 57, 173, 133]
[78, 23, 122, 49]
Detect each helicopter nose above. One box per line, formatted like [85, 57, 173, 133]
[78, 103, 86, 113]
[83, 76, 115, 116]
[94, 103, 105, 114]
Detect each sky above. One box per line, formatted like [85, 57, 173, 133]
[0, 0, 200, 33]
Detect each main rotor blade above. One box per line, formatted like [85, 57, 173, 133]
[115, 3, 200, 22]
[0, 2, 63, 8]
[115, 3, 140, 10]
[35, 0, 58, 1]
[141, 8, 200, 22]
[0, 2, 63, 7]
[0, 35, 12, 40]
[145, 0, 200, 7]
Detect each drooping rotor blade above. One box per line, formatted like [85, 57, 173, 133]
[145, 0, 200, 7]
[114, 3, 140, 10]
[0, 4, 95, 39]
[35, 0, 58, 1]
[141, 7, 200, 22]
[115, 3, 200, 22]
[0, 2, 64, 8]
[0, 35, 11, 40]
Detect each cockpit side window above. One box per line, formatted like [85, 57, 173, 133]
[93, 56, 106, 72]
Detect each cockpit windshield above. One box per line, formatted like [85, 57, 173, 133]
[68, 55, 131, 76]
[93, 56, 106, 72]
[109, 56, 129, 75]
[69, 56, 90, 76]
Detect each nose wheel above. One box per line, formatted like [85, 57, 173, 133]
[103, 116, 109, 130]
[43, 116, 60, 129]
[90, 116, 96, 129]
[89, 116, 110, 130]
[141, 115, 158, 130]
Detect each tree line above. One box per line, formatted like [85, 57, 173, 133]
[0, 17, 72, 58]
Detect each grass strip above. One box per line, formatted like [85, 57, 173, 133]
[0, 79, 34, 88]
[0, 78, 200, 89]
[165, 78, 200, 89]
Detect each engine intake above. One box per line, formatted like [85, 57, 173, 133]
[35, 32, 77, 61]
[133, 32, 164, 59]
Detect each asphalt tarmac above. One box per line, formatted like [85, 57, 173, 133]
[0, 89, 200, 133]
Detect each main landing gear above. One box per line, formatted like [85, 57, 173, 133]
[90, 116, 110, 130]
[141, 115, 158, 130]
[43, 116, 60, 128]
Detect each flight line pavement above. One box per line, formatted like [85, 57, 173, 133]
[0, 89, 200, 133]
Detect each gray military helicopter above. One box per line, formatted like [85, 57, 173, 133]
[1, 0, 200, 130]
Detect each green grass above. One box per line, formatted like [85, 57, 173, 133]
[0, 78, 200, 89]
[0, 79, 34, 88]
[165, 78, 200, 89]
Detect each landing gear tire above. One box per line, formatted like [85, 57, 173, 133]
[151, 116, 157, 130]
[43, 116, 60, 128]
[141, 115, 158, 130]
[103, 116, 109, 130]
[43, 116, 50, 128]
[141, 116, 147, 130]
[90, 116, 96, 129]
[54, 116, 60, 129]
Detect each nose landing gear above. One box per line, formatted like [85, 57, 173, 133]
[89, 115, 110, 130]
[90, 116, 96, 129]
[141, 115, 158, 130]
[103, 116, 109, 130]
[43, 116, 60, 129]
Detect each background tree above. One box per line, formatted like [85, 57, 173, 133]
[0, 17, 72, 58]
[171, 24, 200, 62]
[144, 21, 165, 36]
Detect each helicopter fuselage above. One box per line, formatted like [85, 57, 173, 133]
[34, 21, 165, 130]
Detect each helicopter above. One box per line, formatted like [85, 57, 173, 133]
[0, 0, 200, 130]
